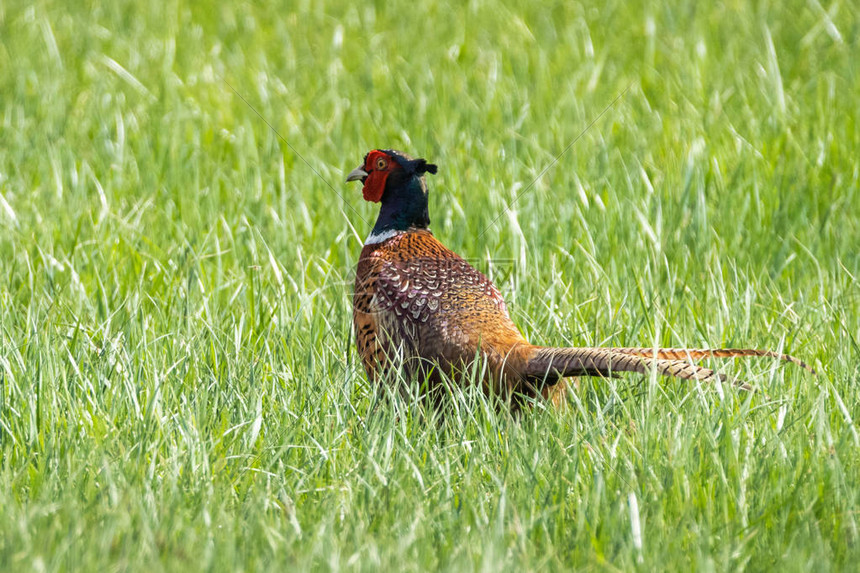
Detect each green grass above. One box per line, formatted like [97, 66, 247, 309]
[1, 0, 858, 570]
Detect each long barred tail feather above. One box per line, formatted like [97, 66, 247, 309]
[606, 347, 816, 375]
[523, 345, 814, 391]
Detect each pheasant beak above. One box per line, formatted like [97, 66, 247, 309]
[346, 166, 368, 183]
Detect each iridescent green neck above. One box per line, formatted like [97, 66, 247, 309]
[371, 175, 430, 235]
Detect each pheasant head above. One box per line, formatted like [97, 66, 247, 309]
[347, 149, 438, 240]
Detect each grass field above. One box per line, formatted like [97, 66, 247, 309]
[1, 0, 859, 570]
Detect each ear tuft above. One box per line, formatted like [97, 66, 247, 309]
[415, 159, 438, 175]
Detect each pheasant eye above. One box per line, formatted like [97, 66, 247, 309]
[375, 157, 387, 170]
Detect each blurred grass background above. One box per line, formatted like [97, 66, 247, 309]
[0, 0, 858, 570]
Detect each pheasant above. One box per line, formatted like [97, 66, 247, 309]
[347, 149, 813, 406]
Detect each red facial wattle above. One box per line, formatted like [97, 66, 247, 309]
[362, 170, 390, 203]
[346, 149, 397, 202]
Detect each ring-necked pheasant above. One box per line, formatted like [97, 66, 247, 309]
[347, 149, 813, 406]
